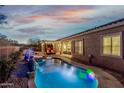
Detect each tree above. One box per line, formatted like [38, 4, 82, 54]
[0, 33, 18, 46]
[0, 33, 9, 46]
[28, 38, 41, 51]
[8, 39, 18, 45]
[28, 38, 41, 45]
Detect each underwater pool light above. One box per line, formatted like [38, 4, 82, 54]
[87, 72, 95, 80]
[79, 69, 95, 80]
[86, 69, 95, 80]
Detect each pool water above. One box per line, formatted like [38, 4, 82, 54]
[35, 58, 98, 88]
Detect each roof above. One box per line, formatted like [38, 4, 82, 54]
[57, 18, 124, 41]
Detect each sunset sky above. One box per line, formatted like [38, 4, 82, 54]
[0, 5, 124, 43]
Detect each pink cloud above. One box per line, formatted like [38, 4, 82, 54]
[48, 9, 94, 23]
[24, 15, 45, 21]
[10, 6, 95, 25]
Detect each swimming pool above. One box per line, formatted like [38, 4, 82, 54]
[35, 58, 98, 88]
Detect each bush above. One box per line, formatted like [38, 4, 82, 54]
[0, 51, 21, 83]
[0, 60, 15, 83]
[9, 51, 21, 63]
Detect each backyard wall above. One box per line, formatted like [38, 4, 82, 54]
[0, 46, 20, 60]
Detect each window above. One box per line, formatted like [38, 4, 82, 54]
[103, 37, 111, 55]
[112, 36, 120, 56]
[63, 41, 71, 55]
[102, 34, 121, 56]
[75, 40, 83, 55]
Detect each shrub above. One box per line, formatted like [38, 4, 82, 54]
[9, 51, 21, 63]
[0, 59, 15, 83]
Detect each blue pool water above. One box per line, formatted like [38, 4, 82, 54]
[35, 58, 98, 88]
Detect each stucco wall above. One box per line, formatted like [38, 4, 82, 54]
[59, 25, 124, 73]
[0, 46, 20, 60]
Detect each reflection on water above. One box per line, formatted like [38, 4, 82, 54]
[62, 65, 77, 81]
[35, 58, 98, 88]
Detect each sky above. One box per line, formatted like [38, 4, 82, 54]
[0, 5, 124, 44]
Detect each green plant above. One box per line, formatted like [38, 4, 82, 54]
[9, 51, 21, 63]
[0, 59, 15, 83]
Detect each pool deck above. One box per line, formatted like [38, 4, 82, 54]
[52, 55, 124, 88]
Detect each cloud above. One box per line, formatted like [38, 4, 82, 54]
[4, 6, 96, 27]
[16, 15, 45, 24]
[10, 16, 37, 25]
[1, 5, 124, 43]
[54, 17, 94, 23]
[17, 27, 53, 35]
[26, 15, 45, 20]
[11, 34, 30, 39]
[41, 7, 95, 23]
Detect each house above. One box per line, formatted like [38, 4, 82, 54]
[40, 40, 56, 55]
[54, 18, 124, 73]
